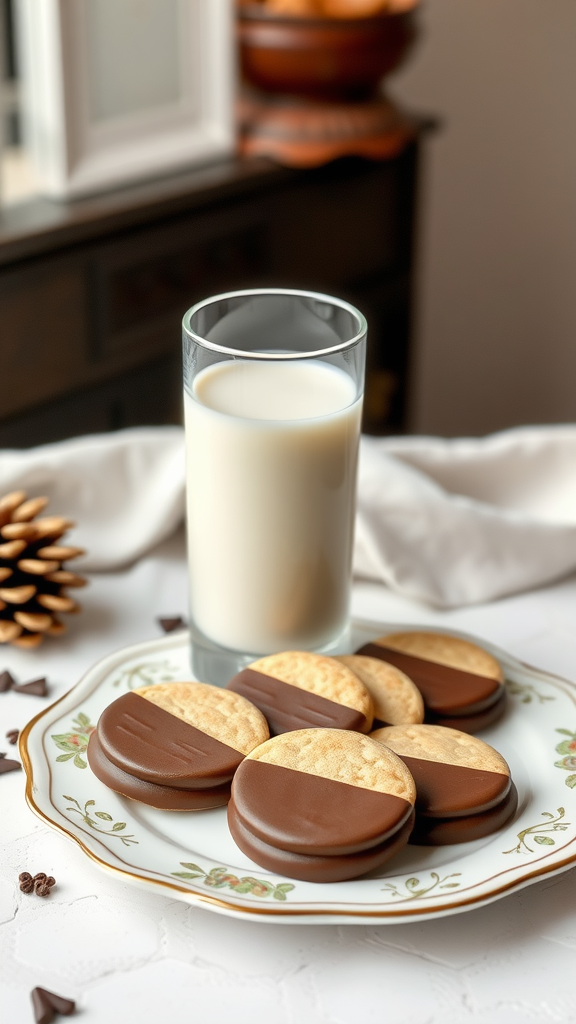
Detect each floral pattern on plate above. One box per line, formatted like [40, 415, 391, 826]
[553, 728, 576, 789]
[172, 863, 295, 900]
[51, 712, 96, 770]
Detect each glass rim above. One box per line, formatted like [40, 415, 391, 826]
[182, 287, 367, 360]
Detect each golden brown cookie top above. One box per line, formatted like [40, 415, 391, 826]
[136, 682, 269, 755]
[246, 728, 416, 802]
[336, 655, 424, 725]
[371, 723, 510, 776]
[375, 632, 503, 682]
[249, 651, 373, 723]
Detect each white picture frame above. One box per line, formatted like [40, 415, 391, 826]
[0, 11, 4, 189]
[16, 0, 235, 199]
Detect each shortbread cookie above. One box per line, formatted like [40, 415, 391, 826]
[336, 655, 424, 726]
[357, 631, 505, 731]
[97, 682, 269, 789]
[372, 723, 517, 844]
[228, 729, 415, 881]
[227, 651, 373, 735]
[87, 732, 231, 810]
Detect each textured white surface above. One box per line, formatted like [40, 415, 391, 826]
[1, 526, 576, 1023]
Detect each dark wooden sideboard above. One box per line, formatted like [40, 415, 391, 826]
[0, 148, 420, 447]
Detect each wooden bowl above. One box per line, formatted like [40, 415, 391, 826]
[238, 6, 417, 101]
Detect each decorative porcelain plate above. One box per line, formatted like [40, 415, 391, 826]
[20, 623, 576, 925]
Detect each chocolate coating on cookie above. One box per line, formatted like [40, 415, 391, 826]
[228, 651, 373, 735]
[409, 784, 518, 845]
[228, 800, 415, 882]
[98, 691, 243, 788]
[228, 669, 367, 735]
[392, 756, 510, 818]
[429, 689, 507, 733]
[231, 760, 414, 856]
[87, 733, 231, 810]
[97, 683, 268, 789]
[357, 635, 503, 717]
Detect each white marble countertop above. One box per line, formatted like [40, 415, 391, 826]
[1, 526, 576, 1024]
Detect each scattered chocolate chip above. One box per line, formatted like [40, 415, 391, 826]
[6, 728, 19, 745]
[31, 987, 76, 1024]
[0, 751, 5, 758]
[0, 669, 15, 693]
[13, 677, 48, 697]
[46, 993, 75, 1017]
[0, 757, 21, 774]
[31, 989, 53, 1024]
[157, 616, 187, 633]
[19, 871, 56, 896]
[42, 992, 75, 1017]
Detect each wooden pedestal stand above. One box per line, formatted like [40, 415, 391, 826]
[238, 92, 417, 167]
[237, 7, 418, 168]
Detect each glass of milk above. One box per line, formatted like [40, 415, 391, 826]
[182, 288, 366, 685]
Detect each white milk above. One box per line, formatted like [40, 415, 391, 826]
[184, 359, 362, 654]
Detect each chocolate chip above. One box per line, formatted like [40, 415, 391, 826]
[45, 992, 75, 1016]
[6, 729, 19, 745]
[31, 987, 76, 1023]
[34, 874, 55, 897]
[13, 677, 48, 697]
[0, 751, 5, 758]
[31, 989, 53, 1024]
[157, 616, 187, 633]
[20, 871, 56, 895]
[31, 988, 54, 1024]
[0, 758, 21, 774]
[0, 670, 15, 693]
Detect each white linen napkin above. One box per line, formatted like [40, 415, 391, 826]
[0, 428, 185, 572]
[1, 424, 575, 606]
[354, 427, 576, 606]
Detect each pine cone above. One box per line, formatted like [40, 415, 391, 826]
[0, 491, 87, 649]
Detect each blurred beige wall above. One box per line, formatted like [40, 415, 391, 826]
[390, 0, 576, 436]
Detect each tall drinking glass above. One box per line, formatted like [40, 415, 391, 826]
[182, 288, 366, 685]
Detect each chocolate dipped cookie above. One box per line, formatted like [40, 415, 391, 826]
[96, 682, 269, 790]
[227, 651, 373, 735]
[371, 723, 517, 844]
[228, 728, 415, 881]
[357, 631, 505, 733]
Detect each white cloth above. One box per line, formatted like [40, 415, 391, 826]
[355, 427, 576, 606]
[0, 428, 185, 572]
[1, 424, 576, 606]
